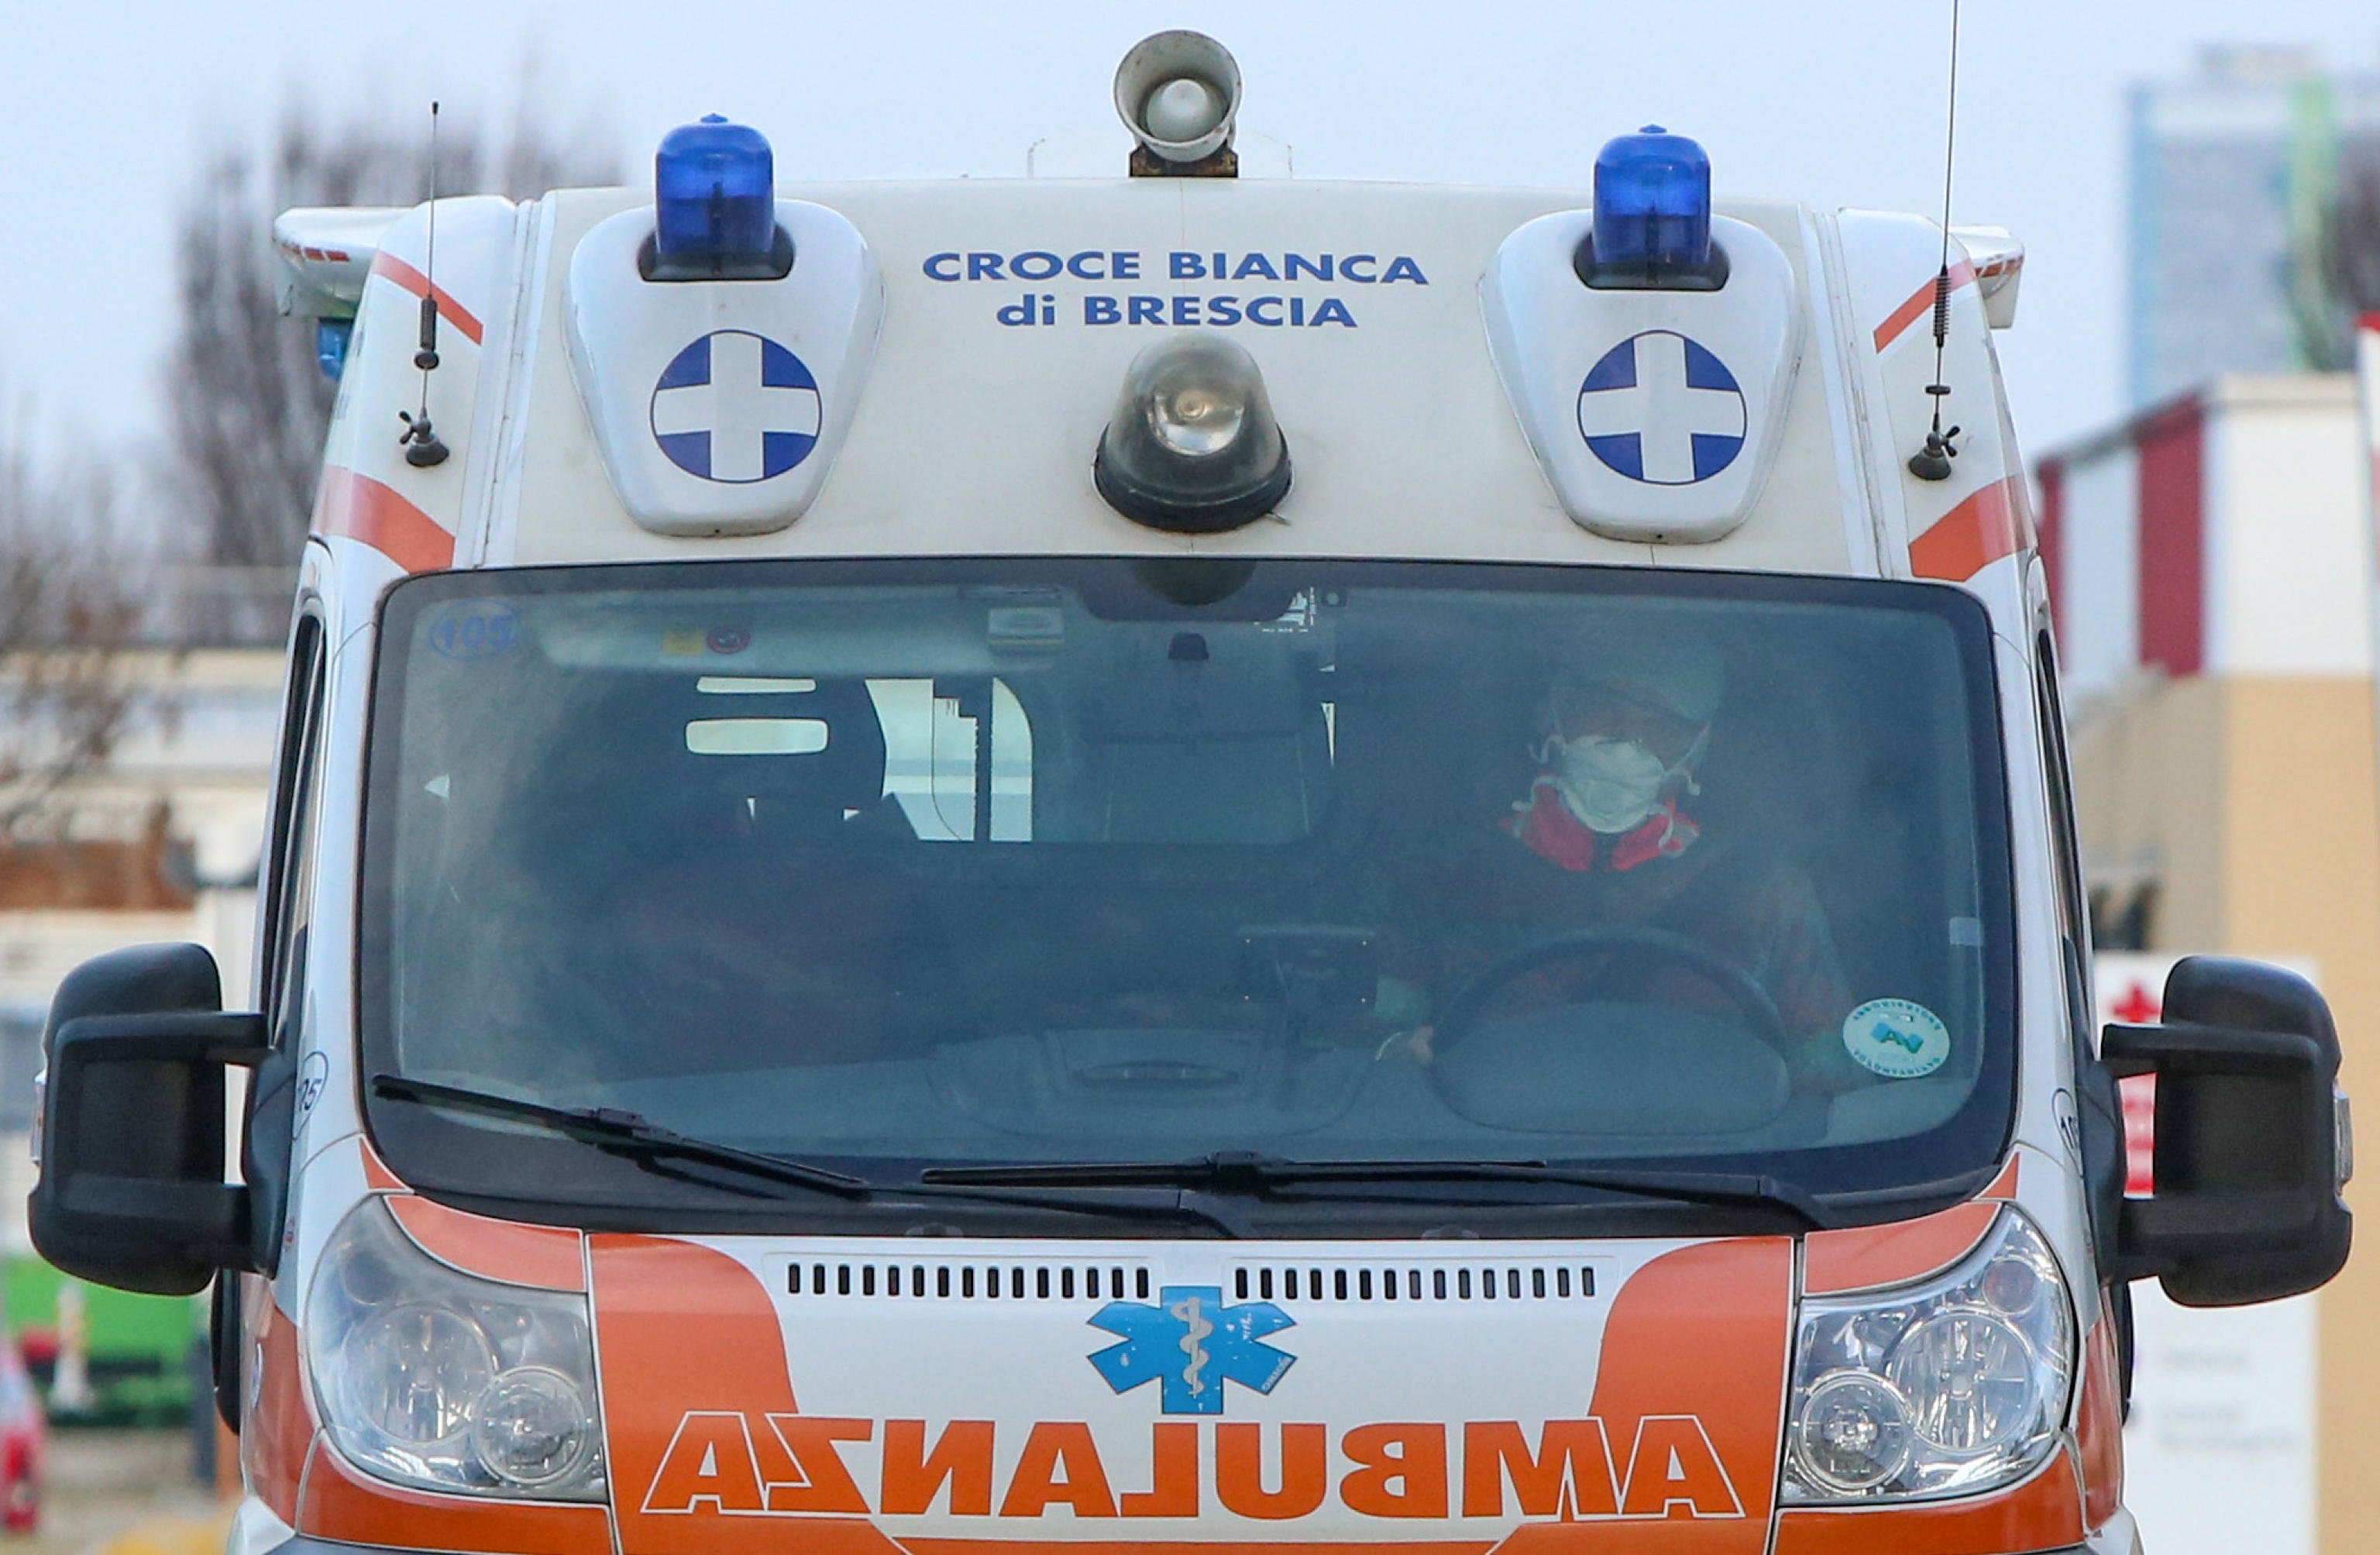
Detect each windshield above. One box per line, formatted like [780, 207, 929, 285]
[361, 559, 2013, 1225]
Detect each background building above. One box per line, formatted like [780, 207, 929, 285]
[2038, 371, 2380, 1552]
[2128, 46, 2380, 406]
[0, 646, 282, 1422]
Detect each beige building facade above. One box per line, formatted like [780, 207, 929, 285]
[2042, 373, 2380, 1551]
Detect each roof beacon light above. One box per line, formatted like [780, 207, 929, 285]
[648, 115, 792, 281]
[1095, 333, 1289, 533]
[1581, 126, 1726, 291]
[1114, 31, 1243, 176]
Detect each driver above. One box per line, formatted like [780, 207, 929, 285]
[1389, 635, 1862, 1093]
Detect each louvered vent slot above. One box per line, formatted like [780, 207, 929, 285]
[787, 1261, 1154, 1301]
[1230, 1263, 1595, 1302]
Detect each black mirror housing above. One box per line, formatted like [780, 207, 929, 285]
[28, 944, 267, 1296]
[2103, 956, 2352, 1306]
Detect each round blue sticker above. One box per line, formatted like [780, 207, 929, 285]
[1842, 998, 1951, 1079]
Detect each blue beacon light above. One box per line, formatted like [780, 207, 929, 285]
[649, 115, 788, 280]
[1587, 126, 1722, 288]
[315, 318, 353, 380]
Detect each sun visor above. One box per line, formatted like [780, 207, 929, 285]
[565, 200, 884, 536]
[1481, 213, 1801, 543]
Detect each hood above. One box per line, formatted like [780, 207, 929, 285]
[590, 1232, 1793, 1555]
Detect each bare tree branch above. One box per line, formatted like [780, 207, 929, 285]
[162, 96, 619, 576]
[0, 404, 142, 838]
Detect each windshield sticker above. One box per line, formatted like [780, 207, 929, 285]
[1842, 999, 1951, 1079]
[427, 604, 518, 660]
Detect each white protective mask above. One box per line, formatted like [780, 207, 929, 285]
[1542, 734, 1682, 834]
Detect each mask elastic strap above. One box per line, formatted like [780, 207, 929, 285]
[1669, 725, 1711, 796]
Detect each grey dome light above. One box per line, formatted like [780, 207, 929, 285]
[1095, 333, 1290, 534]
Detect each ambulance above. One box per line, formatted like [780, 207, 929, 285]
[26, 33, 2353, 1555]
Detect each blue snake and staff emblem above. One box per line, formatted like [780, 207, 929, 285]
[1089, 1286, 1296, 1415]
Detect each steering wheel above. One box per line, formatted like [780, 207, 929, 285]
[1432, 927, 1788, 1053]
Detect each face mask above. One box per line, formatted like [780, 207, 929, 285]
[1543, 735, 1672, 834]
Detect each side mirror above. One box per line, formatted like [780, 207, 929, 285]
[2103, 956, 2352, 1306]
[28, 944, 267, 1296]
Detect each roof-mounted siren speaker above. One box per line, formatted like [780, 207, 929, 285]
[1115, 31, 1242, 177]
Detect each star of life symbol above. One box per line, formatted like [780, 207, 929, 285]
[1575, 329, 1747, 485]
[649, 329, 822, 483]
[1087, 1286, 1295, 1415]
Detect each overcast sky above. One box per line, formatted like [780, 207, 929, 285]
[3, 1, 2376, 487]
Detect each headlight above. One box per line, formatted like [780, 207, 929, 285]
[305, 1198, 606, 1501]
[1783, 1206, 2072, 1503]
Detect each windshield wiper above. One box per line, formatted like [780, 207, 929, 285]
[368, 1075, 1246, 1231]
[370, 1075, 871, 1199]
[923, 1153, 1825, 1226]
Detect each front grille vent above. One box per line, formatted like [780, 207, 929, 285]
[1231, 1262, 1596, 1303]
[787, 1261, 1154, 1302]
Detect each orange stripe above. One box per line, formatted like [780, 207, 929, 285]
[1772, 1451, 2083, 1554]
[906, 1546, 1494, 1555]
[1803, 1199, 1998, 1297]
[360, 1137, 405, 1191]
[300, 1438, 612, 1554]
[314, 466, 456, 573]
[1908, 475, 2021, 581]
[1872, 259, 1977, 353]
[370, 251, 485, 345]
[388, 1193, 586, 1292]
[2076, 1316, 2125, 1530]
[1583, 1237, 1790, 1546]
[239, 1285, 310, 1523]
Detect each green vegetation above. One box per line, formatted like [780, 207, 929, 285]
[4, 1257, 198, 1426]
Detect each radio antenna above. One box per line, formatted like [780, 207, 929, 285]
[1907, 0, 1962, 481]
[400, 99, 451, 468]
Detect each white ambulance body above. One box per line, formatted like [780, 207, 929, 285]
[26, 36, 2351, 1555]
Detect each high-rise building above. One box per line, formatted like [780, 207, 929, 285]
[2127, 46, 2380, 406]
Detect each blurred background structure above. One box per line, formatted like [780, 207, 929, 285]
[0, 73, 617, 1543]
[2127, 45, 2380, 402]
[2045, 39, 2380, 1555]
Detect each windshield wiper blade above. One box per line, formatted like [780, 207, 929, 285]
[370, 1075, 871, 1199]
[923, 1153, 1825, 1226]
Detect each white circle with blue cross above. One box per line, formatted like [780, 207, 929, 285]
[1575, 329, 1748, 485]
[1842, 998, 1952, 1080]
[649, 329, 822, 483]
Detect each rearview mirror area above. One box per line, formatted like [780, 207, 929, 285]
[2103, 956, 2352, 1306]
[27, 944, 267, 1296]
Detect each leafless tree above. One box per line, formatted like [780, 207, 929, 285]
[163, 91, 618, 579]
[0, 404, 143, 838]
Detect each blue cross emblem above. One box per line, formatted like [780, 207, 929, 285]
[1575, 329, 1747, 485]
[648, 329, 822, 483]
[1086, 1287, 1295, 1415]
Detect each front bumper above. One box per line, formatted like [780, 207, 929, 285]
[240, 1511, 2148, 1555]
